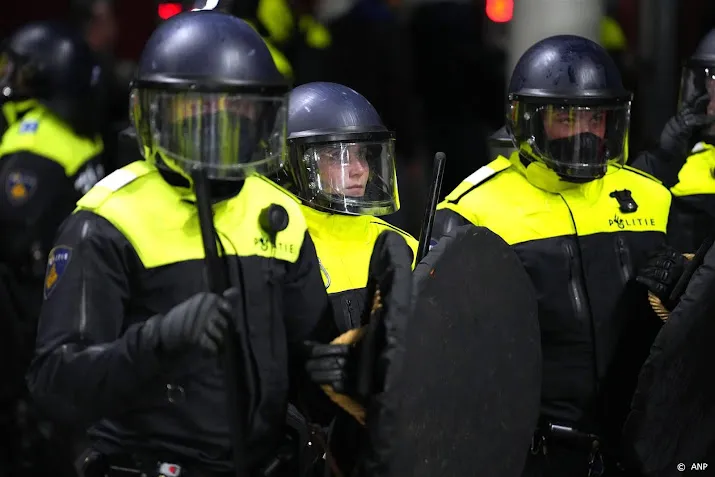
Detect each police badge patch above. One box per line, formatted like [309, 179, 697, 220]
[44, 246, 72, 299]
[5, 171, 37, 205]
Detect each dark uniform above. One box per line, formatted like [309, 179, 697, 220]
[432, 35, 670, 476]
[632, 28, 715, 253]
[26, 11, 335, 475]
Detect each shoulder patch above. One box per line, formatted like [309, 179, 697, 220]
[44, 246, 72, 299]
[5, 170, 37, 205]
[18, 120, 39, 135]
[621, 164, 662, 184]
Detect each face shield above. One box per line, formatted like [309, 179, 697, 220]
[131, 89, 288, 181]
[286, 134, 399, 215]
[678, 63, 715, 140]
[509, 99, 630, 182]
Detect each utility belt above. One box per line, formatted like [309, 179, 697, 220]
[530, 422, 614, 477]
[78, 405, 322, 477]
[78, 445, 304, 477]
[78, 451, 234, 477]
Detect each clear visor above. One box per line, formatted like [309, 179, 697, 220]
[131, 90, 287, 180]
[510, 100, 630, 181]
[291, 139, 399, 216]
[678, 65, 715, 139]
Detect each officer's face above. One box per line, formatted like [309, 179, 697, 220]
[172, 96, 258, 121]
[543, 110, 607, 140]
[317, 144, 370, 197]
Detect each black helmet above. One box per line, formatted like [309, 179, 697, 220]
[678, 28, 715, 143]
[280, 82, 399, 216]
[0, 21, 102, 137]
[130, 10, 290, 181]
[506, 35, 632, 182]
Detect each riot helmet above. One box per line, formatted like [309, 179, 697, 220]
[506, 35, 632, 182]
[678, 28, 715, 143]
[0, 21, 102, 137]
[130, 10, 290, 182]
[281, 82, 399, 216]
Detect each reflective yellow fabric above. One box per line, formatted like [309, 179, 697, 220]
[301, 205, 418, 294]
[0, 104, 103, 176]
[439, 153, 670, 245]
[670, 143, 715, 197]
[77, 161, 307, 268]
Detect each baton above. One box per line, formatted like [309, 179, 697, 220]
[416, 152, 446, 263]
[192, 167, 247, 477]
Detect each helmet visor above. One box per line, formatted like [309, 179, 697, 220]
[509, 100, 630, 181]
[132, 89, 287, 180]
[289, 139, 399, 215]
[678, 64, 715, 139]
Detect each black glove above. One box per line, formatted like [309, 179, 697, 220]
[303, 341, 359, 396]
[636, 246, 687, 305]
[659, 93, 715, 159]
[142, 289, 236, 355]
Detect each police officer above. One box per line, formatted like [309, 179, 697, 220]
[0, 21, 105, 322]
[632, 28, 715, 253]
[431, 35, 674, 476]
[26, 11, 340, 476]
[280, 82, 418, 330]
[276, 81, 417, 475]
[0, 22, 105, 477]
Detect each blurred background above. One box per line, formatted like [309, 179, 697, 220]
[2, 0, 714, 236]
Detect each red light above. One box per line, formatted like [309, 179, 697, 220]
[158, 2, 183, 20]
[486, 0, 514, 23]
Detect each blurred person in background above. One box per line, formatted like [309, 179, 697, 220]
[404, 0, 494, 199]
[70, 0, 134, 173]
[631, 28, 715, 253]
[0, 20, 105, 477]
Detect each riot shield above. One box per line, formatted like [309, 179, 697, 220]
[389, 224, 541, 477]
[624, 243, 715, 475]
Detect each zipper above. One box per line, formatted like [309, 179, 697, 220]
[615, 235, 632, 285]
[563, 241, 589, 324]
[559, 195, 600, 390]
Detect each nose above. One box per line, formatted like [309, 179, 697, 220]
[348, 157, 368, 177]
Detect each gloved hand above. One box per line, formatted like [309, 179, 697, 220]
[142, 289, 237, 355]
[636, 246, 687, 305]
[303, 341, 360, 396]
[660, 93, 715, 159]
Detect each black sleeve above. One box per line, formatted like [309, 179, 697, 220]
[0, 152, 80, 267]
[629, 148, 683, 189]
[283, 231, 338, 346]
[26, 210, 169, 426]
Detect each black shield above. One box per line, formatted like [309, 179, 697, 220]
[624, 243, 715, 475]
[389, 224, 542, 477]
